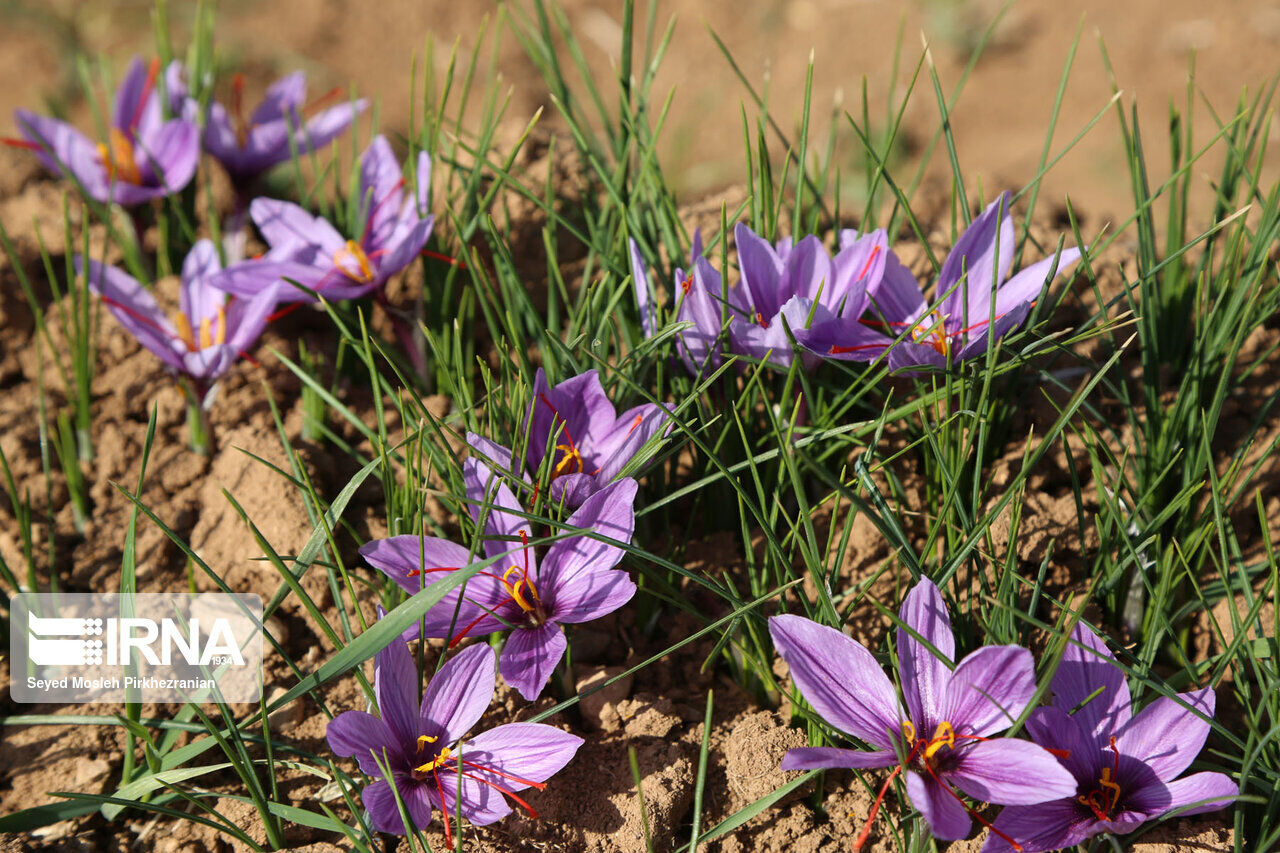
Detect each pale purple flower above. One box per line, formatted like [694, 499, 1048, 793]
[327, 638, 582, 838]
[808, 192, 1081, 369]
[13, 56, 199, 206]
[467, 367, 671, 507]
[769, 578, 1077, 846]
[210, 135, 433, 302]
[360, 458, 637, 701]
[628, 226, 888, 372]
[168, 64, 366, 180]
[981, 624, 1237, 853]
[729, 223, 888, 369]
[629, 232, 734, 376]
[77, 240, 276, 403]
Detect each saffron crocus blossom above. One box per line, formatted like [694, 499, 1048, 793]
[169, 65, 366, 180]
[211, 135, 433, 303]
[360, 459, 637, 701]
[327, 638, 582, 838]
[809, 193, 1081, 369]
[769, 579, 1076, 848]
[629, 233, 736, 376]
[468, 368, 671, 508]
[729, 223, 888, 369]
[78, 240, 276, 402]
[981, 624, 1237, 853]
[13, 56, 199, 206]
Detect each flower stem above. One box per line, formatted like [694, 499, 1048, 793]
[183, 381, 214, 456]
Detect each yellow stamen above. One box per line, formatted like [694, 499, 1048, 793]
[333, 239, 375, 283]
[1099, 767, 1122, 810]
[95, 128, 142, 185]
[900, 720, 916, 744]
[174, 313, 197, 351]
[416, 734, 438, 749]
[910, 311, 951, 357]
[923, 721, 955, 761]
[199, 315, 213, 349]
[413, 746, 452, 774]
[550, 443, 583, 479]
[502, 566, 540, 613]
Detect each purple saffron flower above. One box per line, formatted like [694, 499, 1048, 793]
[327, 638, 582, 839]
[729, 223, 888, 370]
[468, 367, 671, 507]
[808, 192, 1081, 369]
[210, 135, 433, 303]
[628, 232, 736, 377]
[981, 624, 1237, 853]
[12, 56, 199, 206]
[168, 65, 366, 180]
[769, 578, 1077, 848]
[360, 458, 637, 701]
[77, 239, 276, 403]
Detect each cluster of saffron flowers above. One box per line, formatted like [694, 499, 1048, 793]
[329, 369, 671, 836]
[10, 56, 365, 205]
[12, 58, 438, 445]
[771, 578, 1236, 851]
[630, 193, 1082, 373]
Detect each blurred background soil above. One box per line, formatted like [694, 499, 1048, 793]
[2, 0, 1280, 219]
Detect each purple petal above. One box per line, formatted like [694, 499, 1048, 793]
[768, 614, 902, 750]
[886, 340, 950, 372]
[629, 238, 657, 338]
[981, 799, 1100, 853]
[528, 369, 618, 472]
[864, 248, 926, 324]
[222, 285, 278, 354]
[1128, 771, 1237, 818]
[420, 643, 496, 745]
[375, 215, 434, 280]
[1024, 705, 1099, 784]
[547, 568, 634, 625]
[180, 239, 226, 326]
[14, 110, 108, 198]
[1050, 622, 1132, 742]
[466, 432, 521, 480]
[992, 246, 1082, 318]
[360, 535, 474, 596]
[362, 776, 433, 835]
[803, 316, 892, 363]
[590, 403, 672, 484]
[432, 768, 511, 826]
[905, 769, 971, 841]
[112, 57, 161, 137]
[1114, 688, 1216, 783]
[250, 197, 346, 254]
[898, 578, 955, 732]
[251, 72, 307, 126]
[936, 192, 1014, 328]
[779, 747, 898, 771]
[208, 258, 329, 302]
[734, 222, 784, 318]
[941, 645, 1037, 737]
[538, 477, 637, 603]
[781, 234, 831, 305]
[411, 149, 431, 215]
[327, 710, 403, 776]
[831, 228, 888, 317]
[79, 258, 183, 370]
[947, 738, 1079, 805]
[953, 301, 1031, 362]
[546, 473, 598, 508]
[134, 119, 199, 196]
[463, 458, 534, 567]
[374, 634, 420, 747]
[499, 622, 567, 701]
[360, 135, 405, 248]
[461, 721, 584, 788]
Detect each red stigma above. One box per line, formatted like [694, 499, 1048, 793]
[127, 57, 162, 132]
[301, 85, 344, 119]
[680, 276, 692, 294]
[855, 244, 883, 281]
[754, 312, 769, 329]
[419, 248, 465, 269]
[1, 138, 42, 151]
